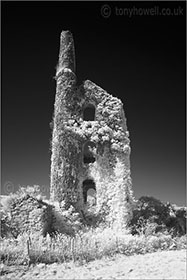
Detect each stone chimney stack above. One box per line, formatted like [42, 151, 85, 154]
[50, 31, 77, 203]
[56, 31, 76, 76]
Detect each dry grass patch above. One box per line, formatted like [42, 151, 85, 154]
[1, 227, 186, 268]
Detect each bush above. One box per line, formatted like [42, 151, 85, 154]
[128, 196, 187, 236]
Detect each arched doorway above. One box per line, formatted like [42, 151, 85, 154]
[82, 179, 96, 205]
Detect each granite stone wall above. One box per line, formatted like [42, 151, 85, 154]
[8, 194, 54, 237]
[50, 31, 135, 230]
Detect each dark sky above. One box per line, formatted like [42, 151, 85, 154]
[1, 1, 186, 205]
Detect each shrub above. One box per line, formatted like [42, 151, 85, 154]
[128, 196, 187, 236]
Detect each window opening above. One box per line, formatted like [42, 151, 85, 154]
[83, 104, 95, 121]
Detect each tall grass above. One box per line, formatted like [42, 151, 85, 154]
[1, 228, 186, 266]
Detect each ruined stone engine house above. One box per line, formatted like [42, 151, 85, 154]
[50, 31, 134, 229]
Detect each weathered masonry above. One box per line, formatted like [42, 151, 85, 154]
[50, 31, 134, 229]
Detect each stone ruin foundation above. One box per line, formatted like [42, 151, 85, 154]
[50, 30, 135, 230]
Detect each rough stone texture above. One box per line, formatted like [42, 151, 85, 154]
[56, 30, 75, 75]
[50, 30, 135, 230]
[0, 193, 80, 237]
[7, 194, 54, 237]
